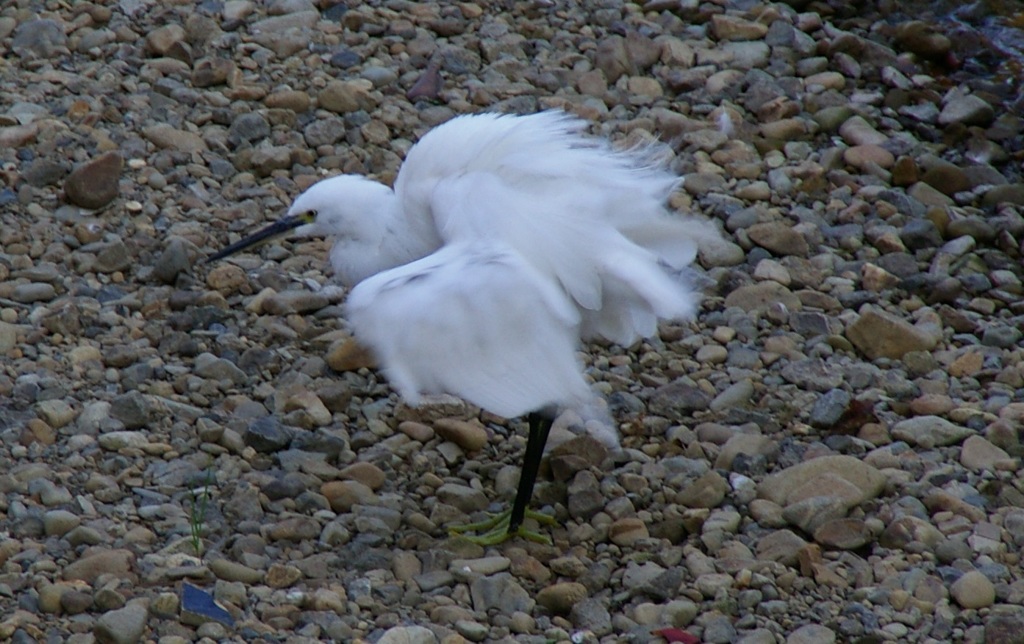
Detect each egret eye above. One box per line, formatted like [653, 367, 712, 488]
[301, 210, 317, 223]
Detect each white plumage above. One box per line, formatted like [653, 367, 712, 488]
[286, 111, 718, 423]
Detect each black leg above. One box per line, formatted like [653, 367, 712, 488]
[507, 410, 554, 534]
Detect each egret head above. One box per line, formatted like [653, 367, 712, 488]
[205, 174, 393, 263]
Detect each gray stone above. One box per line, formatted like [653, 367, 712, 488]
[244, 417, 294, 453]
[194, 352, 247, 384]
[891, 416, 972, 448]
[94, 602, 147, 644]
[470, 573, 534, 613]
[809, 389, 851, 428]
[109, 391, 152, 429]
[12, 19, 67, 58]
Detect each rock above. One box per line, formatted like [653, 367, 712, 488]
[676, 471, 729, 508]
[244, 417, 293, 452]
[746, 222, 809, 257]
[12, 19, 67, 58]
[950, 570, 995, 609]
[208, 558, 264, 584]
[812, 518, 871, 550]
[326, 337, 377, 371]
[809, 389, 851, 428]
[194, 352, 247, 384]
[434, 418, 488, 452]
[322, 480, 377, 512]
[787, 624, 837, 644]
[536, 582, 588, 614]
[319, 79, 378, 113]
[711, 15, 768, 41]
[724, 281, 801, 313]
[894, 21, 952, 59]
[377, 626, 437, 644]
[843, 144, 894, 170]
[938, 93, 995, 126]
[109, 392, 152, 429]
[64, 151, 122, 209]
[985, 613, 1024, 644]
[143, 123, 208, 152]
[571, 597, 613, 636]
[755, 529, 807, 566]
[260, 288, 331, 313]
[94, 602, 147, 644]
[152, 236, 192, 284]
[12, 282, 56, 303]
[901, 218, 943, 250]
[44, 510, 81, 537]
[608, 518, 649, 546]
[192, 57, 235, 88]
[595, 35, 633, 83]
[839, 115, 888, 146]
[64, 549, 135, 583]
[759, 455, 885, 508]
[907, 181, 954, 207]
[470, 573, 534, 613]
[648, 379, 712, 419]
[982, 183, 1024, 206]
[266, 563, 303, 588]
[436, 483, 488, 513]
[921, 162, 971, 196]
[960, 435, 1015, 471]
[892, 416, 972, 448]
[845, 307, 938, 359]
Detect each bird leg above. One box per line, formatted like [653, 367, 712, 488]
[449, 410, 556, 545]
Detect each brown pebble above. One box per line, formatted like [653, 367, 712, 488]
[64, 151, 122, 209]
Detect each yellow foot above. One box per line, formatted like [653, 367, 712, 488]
[449, 508, 557, 545]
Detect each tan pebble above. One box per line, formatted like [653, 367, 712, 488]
[340, 462, 386, 490]
[949, 351, 983, 377]
[326, 337, 376, 371]
[608, 517, 649, 546]
[950, 570, 995, 609]
[861, 263, 900, 291]
[535, 582, 587, 614]
[433, 418, 488, 452]
[206, 264, 248, 293]
[398, 421, 435, 442]
[266, 563, 302, 588]
[322, 480, 377, 513]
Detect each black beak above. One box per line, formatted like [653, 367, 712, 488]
[205, 213, 312, 264]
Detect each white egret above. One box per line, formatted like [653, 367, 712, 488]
[208, 111, 719, 544]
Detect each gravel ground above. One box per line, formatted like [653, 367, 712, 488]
[1, 1, 1023, 643]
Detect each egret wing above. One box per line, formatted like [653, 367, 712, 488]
[345, 242, 593, 420]
[392, 111, 717, 346]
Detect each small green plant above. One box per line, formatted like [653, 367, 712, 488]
[188, 468, 215, 559]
